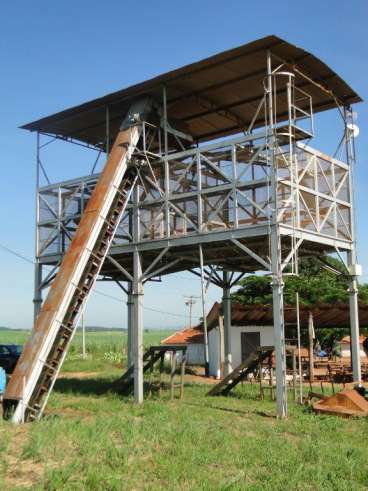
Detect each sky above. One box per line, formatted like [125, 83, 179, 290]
[0, 1, 367, 330]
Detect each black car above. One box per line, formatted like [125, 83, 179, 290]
[0, 345, 22, 374]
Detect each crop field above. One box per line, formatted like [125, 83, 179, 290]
[1, 330, 368, 490]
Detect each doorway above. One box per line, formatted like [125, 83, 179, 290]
[241, 332, 260, 362]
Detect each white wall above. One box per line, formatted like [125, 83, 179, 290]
[168, 344, 205, 366]
[208, 328, 220, 378]
[208, 324, 274, 376]
[340, 344, 366, 358]
[186, 344, 205, 365]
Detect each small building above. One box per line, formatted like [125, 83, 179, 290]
[161, 327, 205, 366]
[162, 301, 368, 378]
[338, 336, 367, 359]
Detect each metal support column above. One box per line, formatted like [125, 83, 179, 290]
[163, 86, 170, 237]
[132, 185, 144, 403]
[127, 281, 133, 368]
[222, 271, 232, 376]
[33, 132, 42, 322]
[347, 251, 361, 382]
[267, 50, 287, 418]
[344, 106, 361, 383]
[33, 263, 43, 322]
[199, 245, 209, 376]
[81, 313, 86, 359]
[270, 269, 287, 418]
[308, 311, 315, 382]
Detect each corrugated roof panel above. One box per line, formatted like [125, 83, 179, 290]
[21, 36, 361, 148]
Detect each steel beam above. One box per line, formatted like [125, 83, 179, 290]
[33, 132, 42, 322]
[132, 185, 144, 403]
[199, 245, 210, 376]
[267, 50, 287, 418]
[127, 282, 133, 368]
[347, 253, 361, 382]
[33, 263, 43, 322]
[344, 106, 361, 383]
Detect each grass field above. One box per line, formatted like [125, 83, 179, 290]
[1, 330, 368, 490]
[0, 329, 173, 373]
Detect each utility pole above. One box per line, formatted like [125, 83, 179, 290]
[184, 295, 199, 328]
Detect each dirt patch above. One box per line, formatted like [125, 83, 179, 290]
[180, 366, 219, 385]
[183, 373, 218, 385]
[3, 425, 46, 489]
[6, 454, 46, 489]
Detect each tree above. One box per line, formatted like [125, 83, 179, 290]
[232, 257, 368, 306]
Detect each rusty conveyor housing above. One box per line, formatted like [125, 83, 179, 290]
[2, 101, 153, 423]
[9, 35, 363, 420]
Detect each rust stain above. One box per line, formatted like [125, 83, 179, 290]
[4, 128, 133, 401]
[313, 389, 368, 417]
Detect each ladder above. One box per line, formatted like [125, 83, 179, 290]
[207, 347, 274, 396]
[113, 347, 162, 395]
[114, 345, 187, 396]
[3, 115, 143, 423]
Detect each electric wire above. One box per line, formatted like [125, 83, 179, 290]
[0, 242, 200, 321]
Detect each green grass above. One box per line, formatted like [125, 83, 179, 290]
[0, 329, 173, 373]
[0, 330, 31, 345]
[1, 330, 368, 490]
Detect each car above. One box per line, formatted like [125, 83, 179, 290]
[0, 345, 22, 374]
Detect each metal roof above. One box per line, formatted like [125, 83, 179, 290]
[162, 302, 368, 346]
[161, 327, 205, 346]
[206, 302, 368, 329]
[21, 35, 361, 147]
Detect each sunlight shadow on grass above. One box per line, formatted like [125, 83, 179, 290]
[54, 377, 114, 396]
[182, 400, 276, 419]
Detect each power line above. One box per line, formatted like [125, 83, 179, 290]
[0, 243, 34, 265]
[0, 242, 200, 320]
[92, 289, 198, 319]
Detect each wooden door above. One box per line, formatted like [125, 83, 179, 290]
[241, 332, 260, 362]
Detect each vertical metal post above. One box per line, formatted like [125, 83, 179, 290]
[347, 251, 361, 381]
[308, 311, 315, 382]
[132, 185, 144, 403]
[163, 86, 170, 237]
[231, 145, 239, 228]
[57, 186, 62, 255]
[267, 50, 287, 418]
[197, 149, 203, 232]
[33, 132, 42, 322]
[222, 271, 232, 376]
[295, 292, 303, 404]
[127, 281, 133, 368]
[33, 264, 42, 323]
[218, 314, 225, 378]
[81, 313, 86, 359]
[292, 350, 297, 401]
[344, 106, 361, 382]
[199, 245, 209, 376]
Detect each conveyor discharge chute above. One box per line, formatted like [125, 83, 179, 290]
[3, 99, 153, 423]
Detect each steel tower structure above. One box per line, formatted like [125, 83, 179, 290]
[3, 36, 362, 420]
